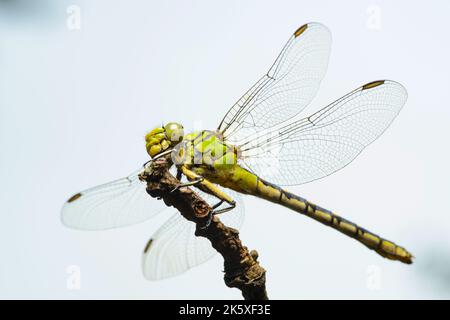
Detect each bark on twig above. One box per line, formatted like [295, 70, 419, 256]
[140, 157, 268, 300]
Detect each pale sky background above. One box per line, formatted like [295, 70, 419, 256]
[1, 0, 449, 299]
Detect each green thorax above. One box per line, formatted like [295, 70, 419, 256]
[177, 130, 238, 168]
[174, 130, 259, 195]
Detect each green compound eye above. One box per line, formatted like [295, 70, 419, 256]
[164, 122, 184, 143]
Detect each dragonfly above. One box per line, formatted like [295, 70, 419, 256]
[62, 22, 412, 280]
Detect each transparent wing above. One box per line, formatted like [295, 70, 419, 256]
[238, 80, 407, 186]
[142, 189, 245, 281]
[61, 169, 166, 230]
[218, 22, 331, 144]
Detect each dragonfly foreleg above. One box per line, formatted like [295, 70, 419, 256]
[142, 149, 174, 169]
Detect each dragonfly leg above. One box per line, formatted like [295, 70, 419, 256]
[142, 149, 174, 169]
[176, 169, 183, 181]
[180, 166, 237, 229]
[211, 200, 224, 210]
[212, 201, 236, 215]
[170, 178, 204, 193]
[180, 166, 235, 205]
[199, 202, 236, 230]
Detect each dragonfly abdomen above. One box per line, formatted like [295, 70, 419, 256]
[247, 172, 413, 264]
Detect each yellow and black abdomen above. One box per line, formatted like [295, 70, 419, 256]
[225, 165, 413, 264]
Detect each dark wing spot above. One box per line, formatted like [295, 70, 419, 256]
[294, 24, 308, 38]
[362, 80, 385, 90]
[67, 193, 82, 203]
[143, 239, 153, 253]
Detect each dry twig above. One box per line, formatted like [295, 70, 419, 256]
[141, 157, 268, 300]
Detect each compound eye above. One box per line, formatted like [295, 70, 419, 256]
[164, 122, 184, 143]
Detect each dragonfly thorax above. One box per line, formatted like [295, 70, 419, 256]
[145, 122, 184, 158]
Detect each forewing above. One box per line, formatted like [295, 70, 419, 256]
[142, 189, 245, 280]
[61, 169, 165, 230]
[218, 23, 331, 144]
[239, 80, 407, 186]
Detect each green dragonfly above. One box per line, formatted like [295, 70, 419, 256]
[62, 22, 412, 280]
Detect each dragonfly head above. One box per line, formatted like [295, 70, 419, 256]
[145, 122, 185, 158]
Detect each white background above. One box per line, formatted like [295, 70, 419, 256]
[1, 0, 449, 299]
